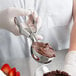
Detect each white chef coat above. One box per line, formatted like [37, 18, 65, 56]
[0, 0, 73, 60]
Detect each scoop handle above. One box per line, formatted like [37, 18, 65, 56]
[15, 16, 31, 37]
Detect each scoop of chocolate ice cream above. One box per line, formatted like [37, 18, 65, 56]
[32, 42, 56, 58]
[43, 70, 70, 76]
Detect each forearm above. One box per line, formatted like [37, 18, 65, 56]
[63, 0, 76, 75]
[69, 21, 76, 51]
[63, 21, 76, 76]
[69, 0, 76, 51]
[63, 22, 76, 76]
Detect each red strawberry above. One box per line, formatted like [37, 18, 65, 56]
[1, 64, 11, 75]
[16, 72, 20, 76]
[12, 67, 16, 72]
[8, 68, 16, 76]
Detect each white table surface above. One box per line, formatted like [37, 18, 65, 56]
[1, 49, 68, 76]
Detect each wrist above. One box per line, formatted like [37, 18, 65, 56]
[69, 48, 76, 51]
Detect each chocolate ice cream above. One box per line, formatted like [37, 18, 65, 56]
[32, 42, 56, 58]
[43, 70, 70, 76]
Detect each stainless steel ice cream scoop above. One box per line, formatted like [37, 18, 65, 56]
[31, 42, 56, 64]
[15, 16, 55, 64]
[31, 47, 54, 64]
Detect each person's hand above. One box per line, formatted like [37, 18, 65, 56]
[0, 7, 32, 35]
[0, 7, 42, 37]
[63, 51, 76, 76]
[26, 10, 42, 32]
[25, 10, 43, 40]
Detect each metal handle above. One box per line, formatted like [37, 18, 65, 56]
[15, 16, 31, 37]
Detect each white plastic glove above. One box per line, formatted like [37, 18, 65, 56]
[0, 7, 32, 35]
[0, 7, 42, 39]
[26, 10, 43, 40]
[63, 51, 76, 76]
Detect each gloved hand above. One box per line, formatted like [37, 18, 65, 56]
[26, 10, 43, 40]
[63, 51, 76, 76]
[26, 10, 42, 32]
[0, 7, 32, 35]
[0, 7, 42, 38]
